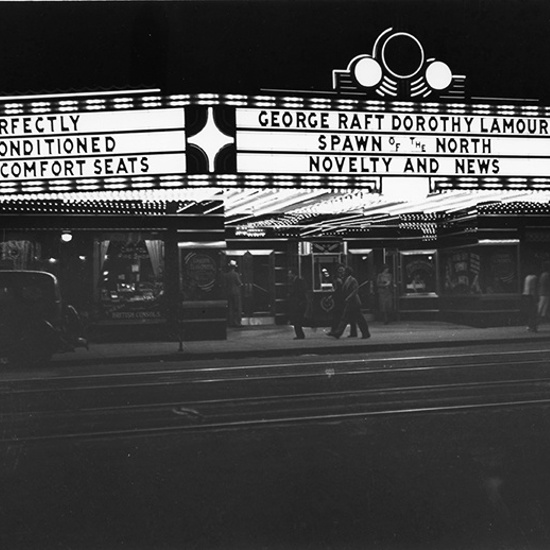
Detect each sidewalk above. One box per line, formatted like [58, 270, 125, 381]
[50, 321, 550, 367]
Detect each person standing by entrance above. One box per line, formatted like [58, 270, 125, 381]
[538, 262, 550, 324]
[523, 266, 539, 333]
[328, 266, 371, 339]
[376, 264, 394, 325]
[225, 260, 243, 327]
[287, 269, 307, 339]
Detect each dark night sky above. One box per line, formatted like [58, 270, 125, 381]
[2, 1, 550, 102]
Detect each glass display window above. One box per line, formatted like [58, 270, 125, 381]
[441, 244, 518, 295]
[441, 249, 480, 294]
[0, 240, 42, 270]
[95, 236, 165, 322]
[400, 251, 437, 295]
[483, 247, 518, 293]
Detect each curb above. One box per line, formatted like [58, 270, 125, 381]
[49, 333, 550, 368]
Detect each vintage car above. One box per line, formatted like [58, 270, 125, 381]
[0, 270, 88, 367]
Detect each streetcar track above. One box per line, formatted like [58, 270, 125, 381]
[1, 346, 550, 387]
[2, 353, 550, 396]
[3, 346, 550, 443]
[2, 373, 549, 416]
[6, 396, 550, 444]
[0, 365, 548, 421]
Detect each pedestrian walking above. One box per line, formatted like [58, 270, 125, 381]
[538, 262, 550, 323]
[523, 266, 539, 332]
[287, 269, 307, 339]
[328, 266, 371, 339]
[376, 264, 394, 324]
[329, 264, 357, 337]
[225, 260, 243, 327]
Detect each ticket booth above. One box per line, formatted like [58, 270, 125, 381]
[298, 241, 375, 327]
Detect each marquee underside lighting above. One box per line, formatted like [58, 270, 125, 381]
[0, 174, 381, 196]
[433, 177, 550, 191]
[1, 185, 549, 239]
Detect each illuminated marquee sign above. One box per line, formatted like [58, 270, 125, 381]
[0, 108, 185, 181]
[236, 107, 550, 177]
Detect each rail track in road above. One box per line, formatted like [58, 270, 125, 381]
[2, 346, 550, 442]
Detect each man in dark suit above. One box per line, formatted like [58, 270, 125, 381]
[287, 269, 307, 339]
[328, 266, 371, 339]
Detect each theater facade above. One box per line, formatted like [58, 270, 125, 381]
[2, 28, 550, 340]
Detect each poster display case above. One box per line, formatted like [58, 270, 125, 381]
[400, 251, 437, 295]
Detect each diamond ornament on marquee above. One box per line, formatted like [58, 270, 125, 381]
[187, 106, 234, 173]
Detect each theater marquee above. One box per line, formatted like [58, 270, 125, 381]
[236, 107, 550, 177]
[4, 28, 550, 194]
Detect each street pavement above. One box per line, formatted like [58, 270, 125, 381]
[48, 320, 550, 368]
